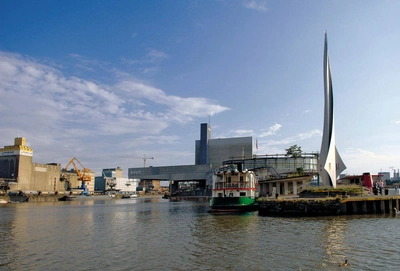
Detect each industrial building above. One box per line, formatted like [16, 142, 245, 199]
[0, 137, 93, 194]
[94, 167, 138, 195]
[0, 138, 139, 196]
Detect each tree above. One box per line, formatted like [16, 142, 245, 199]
[285, 145, 302, 158]
[296, 167, 304, 176]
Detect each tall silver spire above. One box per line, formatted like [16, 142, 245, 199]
[319, 31, 346, 187]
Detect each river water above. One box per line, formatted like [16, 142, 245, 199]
[0, 197, 399, 271]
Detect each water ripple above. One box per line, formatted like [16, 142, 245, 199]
[2, 200, 400, 270]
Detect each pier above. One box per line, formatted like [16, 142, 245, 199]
[258, 195, 400, 216]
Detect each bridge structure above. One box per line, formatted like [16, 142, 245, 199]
[128, 153, 319, 197]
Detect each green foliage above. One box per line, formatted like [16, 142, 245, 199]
[300, 185, 369, 196]
[285, 145, 302, 158]
[296, 167, 304, 176]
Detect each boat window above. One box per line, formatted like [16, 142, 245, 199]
[218, 193, 223, 197]
[229, 193, 233, 197]
[240, 176, 244, 182]
[227, 177, 231, 183]
[240, 192, 246, 196]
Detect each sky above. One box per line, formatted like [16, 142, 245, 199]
[1, 0, 400, 178]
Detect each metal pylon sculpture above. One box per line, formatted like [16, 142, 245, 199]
[319, 32, 346, 187]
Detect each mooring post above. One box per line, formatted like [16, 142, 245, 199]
[352, 202, 358, 214]
[361, 201, 367, 214]
[380, 200, 385, 214]
[341, 202, 347, 214]
[372, 201, 377, 214]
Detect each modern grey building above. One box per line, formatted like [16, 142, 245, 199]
[129, 123, 253, 191]
[195, 123, 253, 166]
[197, 123, 210, 165]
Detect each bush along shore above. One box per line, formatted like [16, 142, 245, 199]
[298, 185, 371, 198]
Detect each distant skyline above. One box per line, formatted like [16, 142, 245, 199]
[1, 0, 400, 177]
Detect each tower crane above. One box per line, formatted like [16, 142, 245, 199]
[111, 154, 154, 167]
[62, 157, 92, 195]
[111, 154, 154, 192]
[141, 154, 154, 167]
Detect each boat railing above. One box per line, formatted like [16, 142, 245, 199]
[172, 189, 211, 197]
[215, 182, 249, 189]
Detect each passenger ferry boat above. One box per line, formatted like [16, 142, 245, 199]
[210, 163, 258, 212]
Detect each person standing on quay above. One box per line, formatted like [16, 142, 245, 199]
[379, 180, 384, 195]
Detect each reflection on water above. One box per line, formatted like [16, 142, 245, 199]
[1, 198, 400, 271]
[322, 217, 349, 267]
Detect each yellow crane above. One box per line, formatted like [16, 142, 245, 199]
[63, 157, 92, 195]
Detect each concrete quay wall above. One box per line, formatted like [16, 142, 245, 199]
[258, 196, 400, 216]
[0, 194, 124, 203]
[1, 194, 70, 203]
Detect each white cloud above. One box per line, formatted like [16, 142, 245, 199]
[258, 123, 282, 137]
[121, 48, 168, 66]
[0, 51, 228, 126]
[142, 67, 159, 74]
[213, 123, 282, 139]
[261, 129, 321, 148]
[0, 51, 229, 168]
[231, 129, 254, 136]
[242, 0, 268, 12]
[341, 148, 400, 175]
[146, 48, 168, 62]
[115, 80, 229, 122]
[68, 53, 109, 72]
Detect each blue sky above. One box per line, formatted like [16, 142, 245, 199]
[1, 0, 400, 177]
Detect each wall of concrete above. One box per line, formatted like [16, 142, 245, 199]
[12, 156, 33, 191]
[208, 137, 252, 168]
